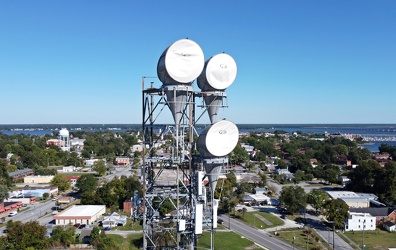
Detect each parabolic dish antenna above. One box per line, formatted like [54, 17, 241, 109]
[197, 120, 239, 158]
[197, 53, 237, 91]
[157, 39, 205, 85]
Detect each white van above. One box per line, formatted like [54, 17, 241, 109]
[8, 211, 17, 217]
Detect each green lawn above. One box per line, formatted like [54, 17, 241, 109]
[343, 228, 396, 250]
[117, 219, 143, 231]
[234, 210, 284, 229]
[198, 231, 262, 250]
[105, 231, 259, 250]
[276, 227, 331, 250]
[106, 233, 143, 250]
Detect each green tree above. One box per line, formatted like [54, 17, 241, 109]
[50, 226, 76, 248]
[76, 174, 98, 194]
[373, 161, 396, 205]
[6, 220, 49, 250]
[257, 172, 267, 187]
[90, 226, 101, 247]
[50, 174, 71, 192]
[93, 160, 107, 176]
[307, 189, 329, 214]
[279, 186, 307, 214]
[42, 192, 50, 200]
[347, 160, 381, 192]
[230, 144, 249, 165]
[0, 184, 9, 202]
[323, 199, 349, 228]
[323, 165, 340, 184]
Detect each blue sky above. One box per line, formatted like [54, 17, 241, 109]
[1, 1, 395, 125]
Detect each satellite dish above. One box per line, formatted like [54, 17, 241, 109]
[197, 53, 237, 91]
[197, 120, 239, 158]
[157, 39, 205, 85]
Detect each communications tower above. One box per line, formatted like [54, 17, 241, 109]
[140, 38, 238, 250]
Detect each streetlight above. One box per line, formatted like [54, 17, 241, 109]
[292, 234, 296, 250]
[362, 219, 366, 250]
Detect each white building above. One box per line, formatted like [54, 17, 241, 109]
[62, 166, 76, 172]
[53, 205, 106, 225]
[344, 212, 376, 232]
[101, 212, 127, 228]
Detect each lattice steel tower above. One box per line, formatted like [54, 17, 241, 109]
[139, 39, 238, 250]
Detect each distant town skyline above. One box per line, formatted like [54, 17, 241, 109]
[1, 1, 395, 125]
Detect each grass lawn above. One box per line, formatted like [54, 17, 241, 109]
[233, 210, 284, 229]
[106, 233, 143, 250]
[57, 172, 85, 177]
[117, 219, 143, 231]
[276, 227, 331, 250]
[198, 231, 262, 250]
[343, 228, 396, 249]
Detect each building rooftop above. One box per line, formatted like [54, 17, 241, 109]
[55, 205, 105, 217]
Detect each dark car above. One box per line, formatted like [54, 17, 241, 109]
[74, 223, 81, 228]
[78, 224, 86, 229]
[103, 227, 111, 231]
[280, 214, 288, 219]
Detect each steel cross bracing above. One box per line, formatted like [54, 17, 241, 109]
[140, 79, 230, 249]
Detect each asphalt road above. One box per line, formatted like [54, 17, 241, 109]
[0, 199, 57, 234]
[218, 214, 293, 250]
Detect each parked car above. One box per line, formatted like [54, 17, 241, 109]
[74, 223, 81, 228]
[103, 227, 111, 231]
[78, 224, 86, 229]
[52, 197, 58, 201]
[8, 211, 17, 217]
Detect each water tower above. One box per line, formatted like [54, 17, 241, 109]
[58, 128, 70, 152]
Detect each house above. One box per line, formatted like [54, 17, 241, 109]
[131, 144, 143, 152]
[350, 207, 396, 224]
[310, 158, 318, 168]
[46, 139, 59, 147]
[253, 187, 268, 194]
[383, 221, 396, 232]
[344, 212, 376, 231]
[62, 166, 76, 172]
[65, 176, 80, 185]
[102, 212, 127, 228]
[85, 159, 100, 166]
[336, 154, 351, 166]
[113, 157, 130, 166]
[9, 168, 34, 182]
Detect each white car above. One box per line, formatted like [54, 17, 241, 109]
[52, 197, 58, 201]
[8, 211, 17, 217]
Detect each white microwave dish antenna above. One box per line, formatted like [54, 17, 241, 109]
[197, 120, 239, 158]
[197, 53, 237, 91]
[157, 39, 205, 85]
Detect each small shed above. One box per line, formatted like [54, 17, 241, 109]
[383, 221, 396, 232]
